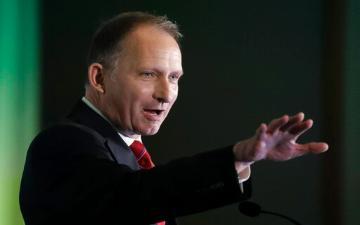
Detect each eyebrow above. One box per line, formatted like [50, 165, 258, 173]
[140, 67, 184, 76]
[175, 70, 184, 76]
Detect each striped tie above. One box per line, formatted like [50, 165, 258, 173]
[129, 140, 166, 225]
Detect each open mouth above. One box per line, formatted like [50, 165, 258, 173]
[143, 109, 165, 121]
[144, 109, 164, 116]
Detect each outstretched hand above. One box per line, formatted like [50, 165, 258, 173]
[233, 113, 329, 164]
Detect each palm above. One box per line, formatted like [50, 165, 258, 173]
[257, 130, 299, 161]
[236, 113, 328, 162]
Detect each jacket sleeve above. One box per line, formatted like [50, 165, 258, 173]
[19, 124, 251, 225]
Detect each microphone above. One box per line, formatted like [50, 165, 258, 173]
[238, 201, 303, 225]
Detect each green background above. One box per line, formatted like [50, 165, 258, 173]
[0, 0, 39, 224]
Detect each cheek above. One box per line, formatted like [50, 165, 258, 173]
[170, 87, 179, 103]
[165, 90, 178, 115]
[129, 88, 151, 113]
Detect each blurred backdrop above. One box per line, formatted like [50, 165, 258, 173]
[0, 0, 359, 225]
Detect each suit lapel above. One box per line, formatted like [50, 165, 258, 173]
[67, 100, 140, 170]
[104, 138, 140, 170]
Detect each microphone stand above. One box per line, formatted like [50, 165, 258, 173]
[260, 210, 302, 225]
[238, 201, 303, 225]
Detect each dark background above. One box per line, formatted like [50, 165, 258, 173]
[41, 0, 355, 225]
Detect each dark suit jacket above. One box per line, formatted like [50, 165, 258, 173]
[20, 100, 251, 225]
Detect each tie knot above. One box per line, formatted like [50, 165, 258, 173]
[129, 140, 154, 169]
[129, 140, 145, 158]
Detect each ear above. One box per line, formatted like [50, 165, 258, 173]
[88, 63, 105, 93]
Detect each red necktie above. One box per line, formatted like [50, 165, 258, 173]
[129, 140, 165, 225]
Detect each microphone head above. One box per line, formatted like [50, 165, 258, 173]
[238, 201, 262, 217]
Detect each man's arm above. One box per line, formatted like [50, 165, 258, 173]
[20, 124, 249, 225]
[20, 113, 327, 225]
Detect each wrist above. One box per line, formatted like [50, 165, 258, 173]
[233, 140, 252, 162]
[234, 161, 253, 174]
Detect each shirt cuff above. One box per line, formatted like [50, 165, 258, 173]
[238, 166, 251, 182]
[238, 166, 251, 193]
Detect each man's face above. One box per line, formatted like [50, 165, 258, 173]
[101, 25, 183, 138]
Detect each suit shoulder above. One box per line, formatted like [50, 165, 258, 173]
[35, 122, 104, 143]
[28, 122, 108, 157]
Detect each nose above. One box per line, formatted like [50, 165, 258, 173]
[153, 78, 172, 103]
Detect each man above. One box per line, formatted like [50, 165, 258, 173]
[19, 12, 328, 225]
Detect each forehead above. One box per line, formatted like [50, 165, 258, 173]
[119, 25, 182, 71]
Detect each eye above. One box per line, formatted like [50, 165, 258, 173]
[140, 71, 156, 79]
[142, 72, 154, 77]
[169, 73, 180, 82]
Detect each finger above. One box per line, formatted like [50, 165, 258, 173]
[289, 119, 313, 136]
[255, 123, 267, 139]
[280, 112, 304, 132]
[267, 115, 289, 134]
[298, 142, 329, 154]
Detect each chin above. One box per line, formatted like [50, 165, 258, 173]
[140, 126, 161, 136]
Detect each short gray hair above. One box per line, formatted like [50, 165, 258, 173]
[86, 11, 182, 84]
